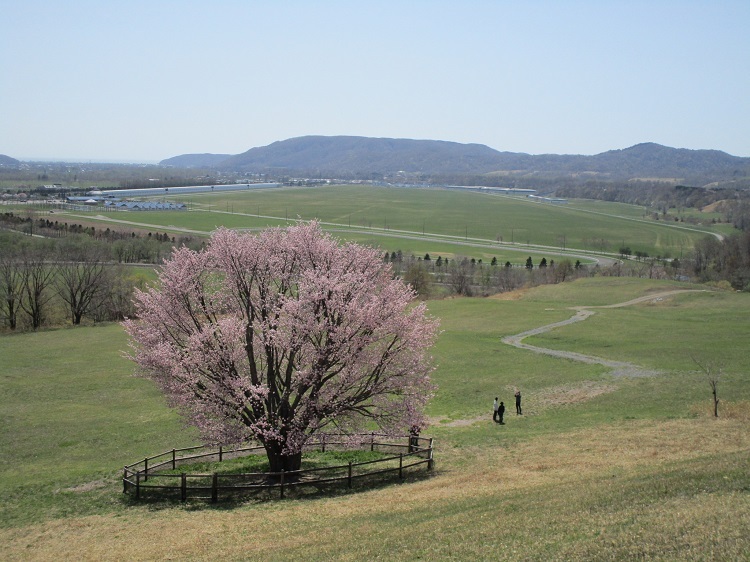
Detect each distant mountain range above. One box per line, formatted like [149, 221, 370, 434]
[3, 137, 748, 185]
[159, 136, 750, 185]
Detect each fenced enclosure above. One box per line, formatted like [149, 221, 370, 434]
[122, 433, 434, 502]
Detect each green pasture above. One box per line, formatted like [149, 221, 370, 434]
[58, 185, 725, 260]
[562, 199, 651, 218]
[526, 284, 750, 373]
[426, 278, 750, 442]
[0, 325, 197, 526]
[64, 209, 588, 266]
[1, 278, 748, 559]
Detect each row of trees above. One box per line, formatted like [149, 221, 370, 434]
[387, 252, 588, 298]
[4, 219, 748, 333]
[1, 212, 204, 263]
[391, 242, 749, 297]
[0, 233, 146, 331]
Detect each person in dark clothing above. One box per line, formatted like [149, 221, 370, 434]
[409, 425, 420, 452]
[515, 390, 522, 415]
[498, 401, 505, 424]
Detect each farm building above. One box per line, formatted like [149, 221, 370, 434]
[105, 201, 187, 211]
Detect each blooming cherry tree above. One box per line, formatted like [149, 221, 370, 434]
[124, 222, 438, 472]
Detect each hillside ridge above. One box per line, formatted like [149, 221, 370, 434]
[159, 136, 750, 183]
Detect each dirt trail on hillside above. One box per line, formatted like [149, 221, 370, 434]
[501, 290, 707, 378]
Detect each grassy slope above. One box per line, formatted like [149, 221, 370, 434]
[0, 325, 198, 527]
[0, 278, 748, 560]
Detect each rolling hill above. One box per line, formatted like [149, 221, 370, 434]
[160, 136, 750, 183]
[159, 153, 233, 168]
[0, 154, 20, 167]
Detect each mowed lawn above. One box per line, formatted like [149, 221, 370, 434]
[0, 278, 748, 560]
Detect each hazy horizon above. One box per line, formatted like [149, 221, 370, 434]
[9, 136, 750, 166]
[3, 1, 749, 161]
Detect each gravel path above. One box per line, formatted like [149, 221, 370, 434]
[501, 290, 706, 378]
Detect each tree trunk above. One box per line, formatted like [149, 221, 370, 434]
[265, 446, 302, 477]
[713, 387, 719, 418]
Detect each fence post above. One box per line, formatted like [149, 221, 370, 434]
[280, 470, 285, 499]
[428, 438, 434, 470]
[321, 434, 326, 453]
[135, 472, 140, 500]
[144, 457, 148, 481]
[123, 467, 127, 493]
[399, 454, 403, 479]
[348, 461, 353, 489]
[371, 432, 375, 452]
[172, 449, 176, 470]
[219, 445, 223, 463]
[212, 473, 218, 503]
[181, 473, 187, 502]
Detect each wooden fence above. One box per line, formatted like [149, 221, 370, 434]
[123, 433, 434, 502]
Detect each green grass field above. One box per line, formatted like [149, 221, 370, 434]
[53, 185, 726, 262]
[1, 277, 748, 560]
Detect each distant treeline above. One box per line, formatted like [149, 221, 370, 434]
[384, 227, 750, 297]
[554, 183, 750, 231]
[1, 212, 204, 263]
[692, 231, 750, 289]
[384, 250, 591, 298]
[0, 161, 224, 191]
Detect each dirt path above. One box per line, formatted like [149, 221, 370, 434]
[501, 290, 707, 378]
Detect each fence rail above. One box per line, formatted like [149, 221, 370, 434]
[123, 433, 434, 502]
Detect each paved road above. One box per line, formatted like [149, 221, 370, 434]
[501, 289, 707, 377]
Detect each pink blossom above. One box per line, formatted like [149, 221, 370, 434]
[124, 222, 438, 471]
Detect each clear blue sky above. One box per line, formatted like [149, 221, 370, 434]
[2, 0, 749, 162]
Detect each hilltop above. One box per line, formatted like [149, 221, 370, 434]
[159, 153, 233, 168]
[0, 154, 20, 167]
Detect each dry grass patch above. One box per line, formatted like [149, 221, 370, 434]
[62, 480, 108, 494]
[689, 399, 750, 422]
[488, 288, 530, 301]
[504, 381, 618, 414]
[428, 380, 616, 426]
[2, 416, 748, 560]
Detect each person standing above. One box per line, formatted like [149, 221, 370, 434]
[493, 397, 499, 422]
[515, 389, 522, 415]
[498, 401, 505, 424]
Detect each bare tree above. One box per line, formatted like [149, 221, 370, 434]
[19, 246, 56, 330]
[691, 356, 722, 418]
[0, 247, 24, 330]
[55, 238, 109, 325]
[448, 257, 473, 296]
[91, 265, 143, 322]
